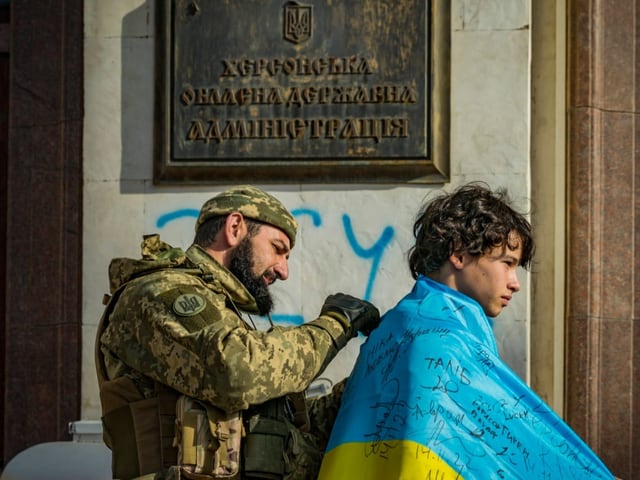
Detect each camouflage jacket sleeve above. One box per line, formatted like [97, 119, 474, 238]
[99, 270, 351, 413]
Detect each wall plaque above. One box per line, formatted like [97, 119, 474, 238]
[155, 0, 450, 184]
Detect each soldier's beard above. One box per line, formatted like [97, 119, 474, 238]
[228, 236, 274, 316]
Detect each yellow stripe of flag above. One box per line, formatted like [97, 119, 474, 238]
[318, 439, 464, 480]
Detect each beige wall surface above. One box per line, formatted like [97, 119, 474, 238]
[82, 0, 533, 419]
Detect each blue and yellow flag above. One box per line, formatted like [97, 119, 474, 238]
[319, 276, 614, 480]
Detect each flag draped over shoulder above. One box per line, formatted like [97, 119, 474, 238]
[318, 276, 614, 480]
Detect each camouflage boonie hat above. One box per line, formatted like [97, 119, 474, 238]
[196, 185, 298, 247]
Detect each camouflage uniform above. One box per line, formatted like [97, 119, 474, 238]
[96, 187, 353, 480]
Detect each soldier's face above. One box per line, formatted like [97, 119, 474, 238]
[246, 223, 291, 283]
[228, 224, 291, 315]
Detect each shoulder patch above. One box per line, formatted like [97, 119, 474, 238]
[173, 293, 207, 317]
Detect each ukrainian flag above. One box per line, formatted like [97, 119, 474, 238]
[318, 277, 614, 480]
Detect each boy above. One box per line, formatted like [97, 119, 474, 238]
[318, 183, 616, 479]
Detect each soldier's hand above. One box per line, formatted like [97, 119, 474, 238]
[321, 293, 380, 337]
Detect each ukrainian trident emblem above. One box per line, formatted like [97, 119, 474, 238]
[283, 2, 312, 44]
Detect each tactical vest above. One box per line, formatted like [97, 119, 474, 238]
[96, 283, 180, 480]
[97, 281, 246, 480]
[96, 241, 206, 479]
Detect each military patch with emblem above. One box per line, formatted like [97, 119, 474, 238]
[173, 293, 207, 316]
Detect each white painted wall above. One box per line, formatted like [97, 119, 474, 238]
[81, 0, 531, 419]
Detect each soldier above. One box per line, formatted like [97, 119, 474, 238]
[95, 185, 380, 480]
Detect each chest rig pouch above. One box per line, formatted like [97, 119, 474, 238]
[172, 395, 243, 480]
[243, 398, 290, 480]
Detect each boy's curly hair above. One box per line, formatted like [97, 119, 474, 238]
[408, 182, 535, 279]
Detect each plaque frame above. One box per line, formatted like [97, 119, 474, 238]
[154, 1, 450, 184]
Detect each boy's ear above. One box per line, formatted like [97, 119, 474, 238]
[449, 251, 466, 270]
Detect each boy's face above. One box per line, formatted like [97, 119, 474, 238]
[455, 235, 523, 318]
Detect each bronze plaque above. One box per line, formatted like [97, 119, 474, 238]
[155, 0, 450, 184]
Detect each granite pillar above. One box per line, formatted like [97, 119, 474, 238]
[3, 0, 83, 465]
[567, 0, 640, 476]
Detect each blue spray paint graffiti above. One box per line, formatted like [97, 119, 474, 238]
[341, 214, 395, 301]
[291, 208, 322, 227]
[155, 206, 394, 326]
[157, 208, 199, 228]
